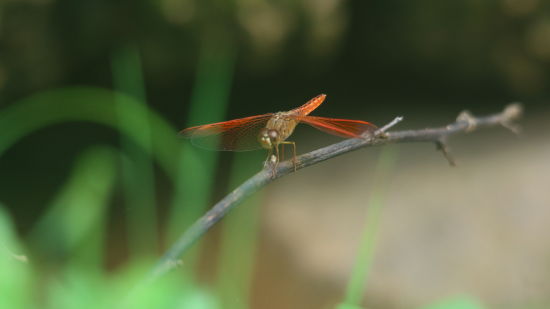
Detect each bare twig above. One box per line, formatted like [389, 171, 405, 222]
[435, 139, 456, 166]
[151, 104, 522, 278]
[375, 116, 403, 135]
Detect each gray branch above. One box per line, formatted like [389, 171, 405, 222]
[151, 103, 523, 278]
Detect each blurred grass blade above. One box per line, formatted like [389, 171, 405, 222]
[0, 87, 184, 181]
[422, 296, 486, 309]
[29, 147, 117, 269]
[167, 38, 236, 270]
[215, 152, 263, 309]
[0, 204, 32, 308]
[338, 147, 399, 308]
[112, 47, 157, 257]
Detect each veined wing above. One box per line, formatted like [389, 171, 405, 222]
[289, 94, 327, 116]
[297, 116, 377, 138]
[179, 113, 273, 151]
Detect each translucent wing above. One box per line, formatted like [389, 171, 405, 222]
[179, 114, 273, 151]
[297, 116, 377, 138]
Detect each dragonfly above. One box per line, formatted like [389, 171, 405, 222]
[180, 94, 377, 173]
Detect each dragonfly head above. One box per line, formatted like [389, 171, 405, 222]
[258, 128, 279, 149]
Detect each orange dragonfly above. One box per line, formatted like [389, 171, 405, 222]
[180, 94, 377, 172]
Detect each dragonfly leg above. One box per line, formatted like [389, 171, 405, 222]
[264, 148, 278, 178]
[264, 148, 273, 167]
[280, 141, 297, 172]
[274, 143, 280, 168]
[268, 144, 280, 177]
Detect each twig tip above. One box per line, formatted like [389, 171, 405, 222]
[503, 103, 523, 120]
[376, 116, 404, 136]
[500, 103, 523, 135]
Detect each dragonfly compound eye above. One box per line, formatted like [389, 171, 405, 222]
[268, 129, 279, 140]
[258, 128, 272, 148]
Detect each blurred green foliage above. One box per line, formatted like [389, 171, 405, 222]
[112, 46, 158, 257]
[338, 147, 399, 308]
[0, 205, 32, 309]
[421, 297, 485, 309]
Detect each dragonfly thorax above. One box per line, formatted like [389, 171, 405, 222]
[258, 112, 300, 149]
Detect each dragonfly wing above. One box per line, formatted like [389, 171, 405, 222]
[289, 94, 327, 116]
[179, 114, 273, 151]
[298, 116, 377, 138]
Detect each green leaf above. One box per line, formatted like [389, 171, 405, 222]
[0, 205, 33, 308]
[28, 147, 117, 269]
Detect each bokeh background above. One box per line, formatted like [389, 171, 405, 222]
[0, 0, 549, 308]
